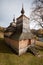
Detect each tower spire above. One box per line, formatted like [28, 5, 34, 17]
[21, 4, 25, 15]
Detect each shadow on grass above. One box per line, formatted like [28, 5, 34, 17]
[0, 38, 18, 55]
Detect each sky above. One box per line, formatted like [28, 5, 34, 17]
[0, 0, 42, 29]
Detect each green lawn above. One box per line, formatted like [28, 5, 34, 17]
[0, 38, 43, 65]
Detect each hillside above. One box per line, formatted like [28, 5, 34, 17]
[0, 26, 5, 38]
[37, 29, 43, 35]
[0, 26, 6, 32]
[31, 29, 43, 37]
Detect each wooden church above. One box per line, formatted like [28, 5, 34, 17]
[4, 5, 35, 55]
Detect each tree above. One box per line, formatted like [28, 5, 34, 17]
[30, 0, 43, 29]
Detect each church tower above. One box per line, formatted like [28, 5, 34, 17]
[16, 4, 30, 33]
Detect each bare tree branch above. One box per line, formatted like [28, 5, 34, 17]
[30, 0, 43, 29]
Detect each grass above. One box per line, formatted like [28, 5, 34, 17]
[0, 38, 43, 65]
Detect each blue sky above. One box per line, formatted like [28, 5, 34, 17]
[0, 0, 33, 27]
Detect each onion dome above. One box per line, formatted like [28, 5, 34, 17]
[21, 4, 25, 15]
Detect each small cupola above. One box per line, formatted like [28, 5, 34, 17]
[13, 15, 15, 22]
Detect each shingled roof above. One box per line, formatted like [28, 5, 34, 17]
[5, 32, 33, 40]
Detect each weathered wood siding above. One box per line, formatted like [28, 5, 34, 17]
[19, 40, 29, 49]
[23, 16, 30, 33]
[5, 38, 19, 49]
[4, 37, 34, 55]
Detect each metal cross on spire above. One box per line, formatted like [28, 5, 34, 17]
[21, 3, 25, 15]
